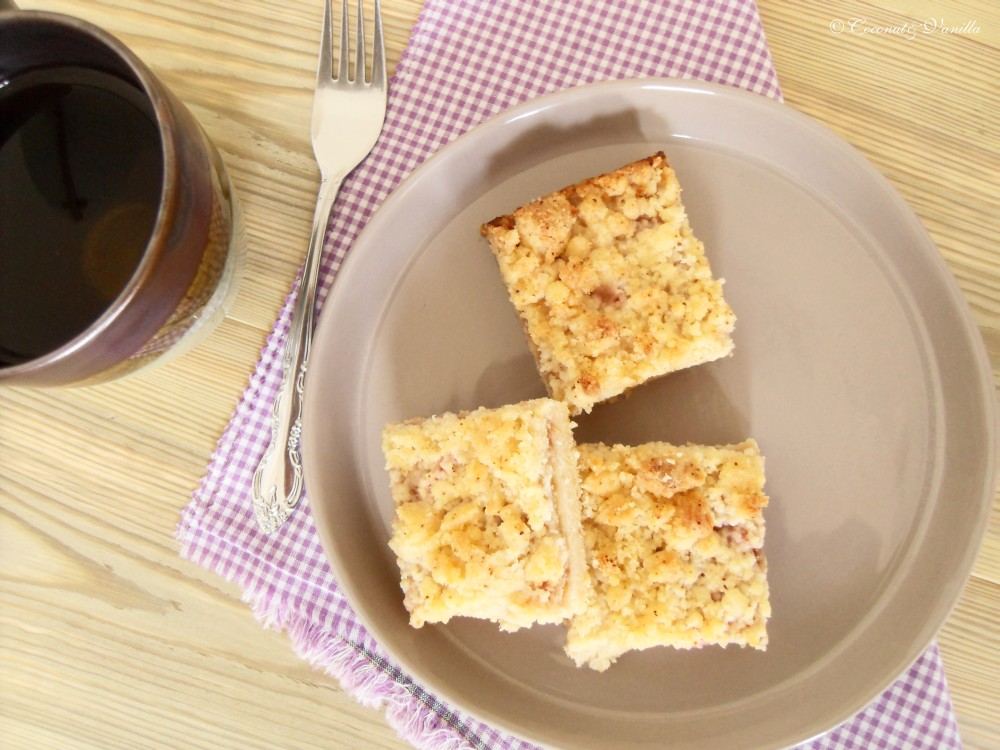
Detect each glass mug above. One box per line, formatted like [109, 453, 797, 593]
[0, 8, 244, 385]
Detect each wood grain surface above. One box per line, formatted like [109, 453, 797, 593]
[1, 1, 997, 748]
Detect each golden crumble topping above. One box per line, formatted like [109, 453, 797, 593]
[481, 152, 735, 415]
[383, 398, 588, 631]
[565, 440, 769, 671]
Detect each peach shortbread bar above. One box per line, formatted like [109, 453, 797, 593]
[481, 152, 735, 415]
[383, 398, 588, 631]
[566, 439, 769, 671]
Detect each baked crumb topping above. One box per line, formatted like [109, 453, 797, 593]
[383, 398, 587, 631]
[482, 152, 735, 414]
[565, 439, 770, 671]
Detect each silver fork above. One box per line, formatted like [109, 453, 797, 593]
[252, 0, 387, 533]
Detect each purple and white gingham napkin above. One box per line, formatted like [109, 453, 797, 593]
[177, 1, 963, 748]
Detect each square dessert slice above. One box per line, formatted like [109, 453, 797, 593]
[481, 152, 735, 415]
[382, 398, 588, 631]
[565, 439, 769, 671]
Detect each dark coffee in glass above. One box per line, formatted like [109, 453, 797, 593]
[0, 65, 165, 364]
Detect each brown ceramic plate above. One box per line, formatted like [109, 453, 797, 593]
[301, 78, 996, 750]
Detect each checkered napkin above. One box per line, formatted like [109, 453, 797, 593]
[177, 1, 963, 748]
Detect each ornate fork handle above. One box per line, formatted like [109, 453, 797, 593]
[252, 176, 341, 533]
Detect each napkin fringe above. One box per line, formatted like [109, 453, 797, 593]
[179, 507, 501, 748]
[235, 581, 482, 750]
[285, 618, 476, 750]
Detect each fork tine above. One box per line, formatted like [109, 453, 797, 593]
[338, 0, 349, 81]
[355, 0, 366, 84]
[317, 0, 333, 82]
[371, 0, 385, 88]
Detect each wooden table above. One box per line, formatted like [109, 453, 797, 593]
[2, 1, 997, 748]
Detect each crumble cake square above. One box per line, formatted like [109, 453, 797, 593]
[565, 439, 769, 671]
[382, 398, 588, 631]
[481, 152, 735, 415]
